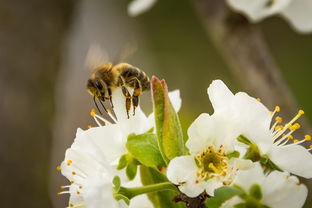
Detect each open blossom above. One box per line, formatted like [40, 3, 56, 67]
[58, 88, 180, 207]
[167, 97, 253, 197]
[208, 80, 312, 178]
[221, 163, 308, 208]
[226, 0, 312, 33]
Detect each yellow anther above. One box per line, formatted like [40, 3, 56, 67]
[275, 116, 283, 123]
[57, 192, 61, 196]
[275, 125, 283, 131]
[76, 191, 80, 195]
[56, 166, 62, 171]
[305, 135, 311, 141]
[309, 145, 312, 149]
[67, 160, 72, 166]
[60, 186, 65, 190]
[107, 109, 111, 113]
[79, 185, 83, 189]
[90, 109, 96, 117]
[288, 135, 293, 139]
[70, 204, 74, 207]
[87, 125, 92, 129]
[289, 123, 301, 131]
[269, 111, 273, 115]
[256, 98, 261, 102]
[294, 139, 299, 143]
[298, 110, 305, 116]
[72, 171, 76, 175]
[275, 106, 281, 112]
[70, 180, 74, 184]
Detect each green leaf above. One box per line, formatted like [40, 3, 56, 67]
[151, 76, 184, 164]
[126, 159, 139, 180]
[227, 150, 240, 159]
[236, 135, 252, 145]
[205, 186, 245, 208]
[140, 166, 186, 208]
[117, 154, 128, 170]
[249, 184, 262, 200]
[126, 133, 166, 167]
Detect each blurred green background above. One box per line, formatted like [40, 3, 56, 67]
[1, 0, 312, 207]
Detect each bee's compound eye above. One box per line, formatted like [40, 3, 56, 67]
[94, 81, 103, 90]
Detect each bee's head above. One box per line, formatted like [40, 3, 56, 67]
[87, 78, 107, 101]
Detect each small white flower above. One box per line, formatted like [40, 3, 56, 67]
[58, 148, 127, 208]
[128, 0, 157, 17]
[226, 0, 312, 33]
[167, 109, 253, 197]
[221, 163, 308, 208]
[58, 88, 181, 207]
[208, 80, 312, 178]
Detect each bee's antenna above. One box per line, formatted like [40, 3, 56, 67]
[93, 96, 103, 115]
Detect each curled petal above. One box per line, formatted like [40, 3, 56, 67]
[270, 144, 312, 178]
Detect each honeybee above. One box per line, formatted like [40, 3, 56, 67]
[87, 63, 150, 118]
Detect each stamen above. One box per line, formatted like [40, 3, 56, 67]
[67, 160, 72, 166]
[87, 125, 92, 129]
[305, 135, 311, 141]
[273, 110, 304, 140]
[56, 166, 62, 171]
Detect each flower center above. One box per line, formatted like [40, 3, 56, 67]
[195, 145, 229, 180]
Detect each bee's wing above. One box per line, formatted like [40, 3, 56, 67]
[84, 44, 110, 71]
[113, 41, 138, 64]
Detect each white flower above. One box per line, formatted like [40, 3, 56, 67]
[167, 110, 253, 197]
[128, 0, 157, 17]
[207, 80, 312, 178]
[226, 0, 312, 33]
[221, 163, 308, 208]
[58, 88, 181, 207]
[58, 148, 127, 208]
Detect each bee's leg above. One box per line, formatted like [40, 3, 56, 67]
[118, 77, 131, 118]
[126, 77, 142, 116]
[107, 87, 114, 108]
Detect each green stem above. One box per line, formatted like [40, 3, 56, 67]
[119, 182, 178, 199]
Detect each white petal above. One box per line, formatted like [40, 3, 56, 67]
[207, 80, 234, 112]
[270, 144, 312, 178]
[83, 175, 120, 208]
[186, 113, 215, 154]
[233, 163, 264, 191]
[168, 90, 182, 113]
[129, 195, 153, 208]
[229, 92, 273, 153]
[281, 0, 312, 33]
[167, 156, 204, 197]
[204, 179, 223, 196]
[262, 172, 308, 208]
[226, 0, 291, 22]
[231, 158, 253, 170]
[128, 0, 157, 17]
[75, 126, 126, 166]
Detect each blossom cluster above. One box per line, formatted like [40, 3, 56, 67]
[58, 78, 312, 208]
